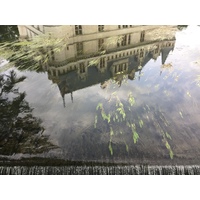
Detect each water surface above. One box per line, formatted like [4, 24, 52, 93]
[1, 25, 200, 166]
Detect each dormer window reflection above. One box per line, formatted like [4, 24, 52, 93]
[75, 25, 82, 35]
[98, 25, 104, 32]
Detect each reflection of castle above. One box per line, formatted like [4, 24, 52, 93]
[18, 25, 176, 104]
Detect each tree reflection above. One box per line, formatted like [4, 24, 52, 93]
[0, 70, 56, 155]
[0, 30, 68, 72]
[0, 25, 19, 42]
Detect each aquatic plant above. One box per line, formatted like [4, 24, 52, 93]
[94, 88, 174, 159]
[94, 91, 142, 155]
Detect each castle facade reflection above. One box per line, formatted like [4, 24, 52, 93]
[18, 25, 176, 104]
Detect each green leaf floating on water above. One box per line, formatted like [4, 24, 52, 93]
[132, 129, 139, 144]
[110, 127, 114, 136]
[107, 114, 111, 123]
[165, 132, 172, 140]
[169, 150, 174, 159]
[117, 108, 122, 112]
[139, 119, 144, 128]
[94, 115, 98, 128]
[165, 141, 174, 159]
[96, 102, 103, 110]
[128, 92, 135, 106]
[101, 111, 110, 123]
[165, 141, 170, 149]
[125, 144, 129, 152]
[109, 142, 113, 155]
[131, 123, 136, 129]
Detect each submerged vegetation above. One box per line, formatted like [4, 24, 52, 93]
[94, 91, 139, 155]
[94, 84, 174, 158]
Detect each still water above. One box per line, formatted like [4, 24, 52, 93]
[1, 25, 200, 169]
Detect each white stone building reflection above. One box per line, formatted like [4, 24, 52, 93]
[18, 25, 176, 104]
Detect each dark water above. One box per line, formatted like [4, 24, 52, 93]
[1, 25, 200, 174]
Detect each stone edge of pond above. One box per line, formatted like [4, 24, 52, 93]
[0, 157, 200, 167]
[0, 157, 133, 167]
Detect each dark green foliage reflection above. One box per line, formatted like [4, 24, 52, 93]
[0, 70, 56, 155]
